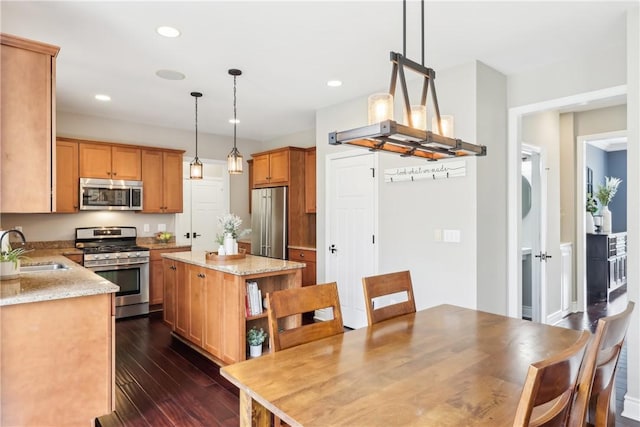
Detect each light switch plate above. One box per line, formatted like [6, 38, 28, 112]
[443, 229, 461, 243]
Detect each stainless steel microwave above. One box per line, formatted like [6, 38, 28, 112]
[79, 178, 143, 211]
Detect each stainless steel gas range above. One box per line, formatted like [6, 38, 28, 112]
[75, 226, 149, 319]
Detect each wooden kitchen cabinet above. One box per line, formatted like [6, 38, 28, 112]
[252, 147, 293, 187]
[186, 265, 205, 346]
[305, 147, 316, 213]
[288, 248, 316, 286]
[79, 142, 141, 180]
[162, 258, 181, 329]
[237, 240, 251, 254]
[150, 247, 188, 308]
[56, 138, 79, 212]
[1, 34, 59, 213]
[141, 149, 184, 213]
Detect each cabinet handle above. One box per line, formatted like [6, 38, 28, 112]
[170, 265, 176, 270]
[198, 273, 206, 278]
[299, 253, 305, 258]
[112, 172, 117, 176]
[107, 171, 111, 175]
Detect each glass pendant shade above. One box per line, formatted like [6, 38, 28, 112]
[432, 115, 454, 138]
[190, 157, 203, 179]
[407, 105, 427, 129]
[227, 148, 243, 174]
[368, 93, 394, 124]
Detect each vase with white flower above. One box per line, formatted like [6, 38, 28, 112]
[595, 176, 622, 234]
[217, 213, 251, 255]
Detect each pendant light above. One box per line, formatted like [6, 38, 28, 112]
[190, 91, 203, 179]
[227, 68, 243, 174]
[329, 0, 486, 160]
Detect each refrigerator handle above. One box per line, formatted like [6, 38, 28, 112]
[265, 191, 272, 257]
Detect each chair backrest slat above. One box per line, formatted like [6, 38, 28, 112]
[362, 270, 416, 326]
[266, 282, 344, 352]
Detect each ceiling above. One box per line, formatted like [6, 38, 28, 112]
[1, 1, 634, 142]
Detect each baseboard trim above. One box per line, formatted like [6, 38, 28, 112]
[622, 394, 640, 422]
[522, 306, 532, 319]
[546, 310, 564, 325]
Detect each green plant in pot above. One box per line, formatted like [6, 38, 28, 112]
[247, 326, 267, 358]
[0, 244, 31, 279]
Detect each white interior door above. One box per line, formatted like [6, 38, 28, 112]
[325, 151, 377, 329]
[175, 160, 229, 250]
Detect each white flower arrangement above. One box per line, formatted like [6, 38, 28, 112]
[217, 213, 251, 240]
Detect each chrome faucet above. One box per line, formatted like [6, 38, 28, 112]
[0, 229, 27, 253]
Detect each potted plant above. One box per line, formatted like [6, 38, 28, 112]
[247, 326, 267, 358]
[0, 244, 31, 279]
[218, 213, 251, 255]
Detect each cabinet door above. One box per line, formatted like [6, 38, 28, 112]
[253, 154, 271, 186]
[175, 263, 189, 337]
[162, 151, 183, 212]
[304, 148, 316, 213]
[203, 270, 223, 357]
[163, 259, 177, 329]
[268, 150, 290, 184]
[56, 139, 79, 212]
[111, 146, 141, 180]
[288, 248, 316, 286]
[1, 38, 57, 213]
[149, 259, 164, 306]
[188, 266, 205, 346]
[79, 143, 112, 179]
[141, 149, 164, 212]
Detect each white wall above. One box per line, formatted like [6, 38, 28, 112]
[262, 129, 315, 152]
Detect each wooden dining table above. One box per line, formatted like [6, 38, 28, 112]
[220, 304, 586, 427]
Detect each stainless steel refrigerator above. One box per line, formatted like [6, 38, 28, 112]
[251, 187, 287, 259]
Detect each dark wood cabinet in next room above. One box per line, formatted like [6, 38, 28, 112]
[586, 232, 627, 304]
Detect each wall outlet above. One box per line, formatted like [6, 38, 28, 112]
[143, 224, 150, 232]
[157, 224, 166, 232]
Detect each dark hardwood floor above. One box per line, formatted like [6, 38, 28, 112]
[98, 292, 639, 427]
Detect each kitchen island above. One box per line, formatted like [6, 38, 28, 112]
[0, 255, 118, 427]
[162, 251, 304, 364]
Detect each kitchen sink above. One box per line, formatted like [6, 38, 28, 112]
[21, 262, 70, 272]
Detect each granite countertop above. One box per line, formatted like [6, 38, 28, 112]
[162, 250, 305, 276]
[0, 255, 119, 307]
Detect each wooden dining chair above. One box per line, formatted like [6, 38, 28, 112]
[266, 282, 344, 352]
[362, 270, 416, 325]
[568, 301, 635, 427]
[513, 329, 591, 427]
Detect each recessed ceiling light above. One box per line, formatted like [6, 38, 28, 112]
[156, 26, 180, 38]
[156, 69, 186, 80]
[327, 80, 342, 87]
[95, 94, 111, 102]
[229, 118, 240, 124]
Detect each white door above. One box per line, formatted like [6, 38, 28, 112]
[175, 160, 229, 250]
[325, 151, 377, 329]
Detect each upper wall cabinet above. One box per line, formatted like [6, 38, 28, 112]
[141, 149, 183, 213]
[56, 138, 79, 213]
[252, 148, 291, 187]
[1, 34, 59, 213]
[79, 142, 141, 180]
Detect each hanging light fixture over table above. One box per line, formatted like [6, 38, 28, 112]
[329, 0, 486, 160]
[190, 91, 203, 179]
[227, 68, 243, 174]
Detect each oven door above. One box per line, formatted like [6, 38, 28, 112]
[89, 262, 149, 308]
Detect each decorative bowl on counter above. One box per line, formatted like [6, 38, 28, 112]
[156, 232, 173, 243]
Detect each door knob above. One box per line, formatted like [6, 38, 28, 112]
[535, 252, 552, 261]
[329, 244, 337, 254]
[193, 232, 201, 238]
[184, 232, 190, 238]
